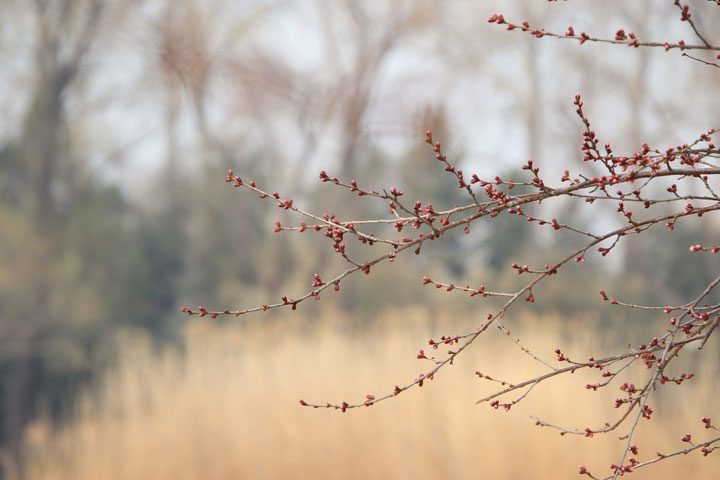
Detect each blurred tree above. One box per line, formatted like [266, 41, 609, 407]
[0, 1, 154, 476]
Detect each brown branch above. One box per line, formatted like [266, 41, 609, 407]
[487, 15, 720, 52]
[674, 0, 713, 48]
[681, 52, 720, 68]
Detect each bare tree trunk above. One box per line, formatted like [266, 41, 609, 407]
[4, 58, 66, 480]
[3, 2, 100, 475]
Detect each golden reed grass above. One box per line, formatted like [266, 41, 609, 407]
[22, 309, 720, 479]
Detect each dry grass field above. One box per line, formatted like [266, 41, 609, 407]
[22, 309, 720, 479]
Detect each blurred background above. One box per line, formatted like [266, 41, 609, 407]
[1, 0, 719, 478]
